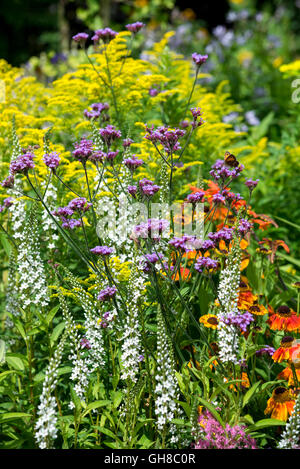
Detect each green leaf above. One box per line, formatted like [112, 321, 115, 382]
[50, 321, 65, 346]
[277, 252, 300, 268]
[0, 340, 6, 365]
[6, 355, 25, 371]
[251, 111, 274, 141]
[247, 418, 286, 433]
[242, 382, 260, 408]
[0, 233, 12, 257]
[198, 397, 226, 429]
[0, 370, 19, 383]
[111, 391, 123, 409]
[94, 426, 122, 443]
[14, 320, 26, 342]
[273, 215, 300, 231]
[0, 412, 31, 422]
[46, 305, 60, 325]
[82, 400, 111, 417]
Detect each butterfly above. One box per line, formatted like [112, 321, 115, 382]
[224, 151, 239, 168]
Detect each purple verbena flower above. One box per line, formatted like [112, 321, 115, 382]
[1, 175, 14, 188]
[10, 153, 35, 175]
[80, 337, 91, 349]
[195, 257, 218, 273]
[192, 53, 208, 67]
[93, 28, 118, 42]
[99, 125, 121, 146]
[245, 178, 259, 190]
[43, 152, 60, 170]
[124, 155, 143, 171]
[98, 286, 117, 302]
[3, 197, 14, 208]
[122, 138, 134, 147]
[219, 311, 254, 332]
[238, 218, 252, 235]
[127, 185, 137, 197]
[256, 345, 275, 357]
[90, 245, 114, 256]
[68, 197, 92, 213]
[73, 33, 89, 43]
[126, 22, 145, 33]
[187, 191, 205, 203]
[72, 139, 94, 162]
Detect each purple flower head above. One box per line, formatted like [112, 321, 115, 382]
[126, 22, 145, 33]
[138, 354, 144, 362]
[208, 227, 233, 243]
[98, 286, 117, 302]
[122, 138, 133, 148]
[80, 337, 91, 349]
[43, 152, 60, 171]
[142, 252, 163, 273]
[219, 311, 254, 332]
[127, 185, 137, 197]
[61, 217, 82, 230]
[210, 159, 244, 182]
[192, 53, 208, 67]
[84, 109, 101, 120]
[92, 102, 109, 112]
[90, 245, 114, 256]
[72, 139, 94, 162]
[94, 28, 118, 42]
[212, 192, 226, 204]
[245, 178, 259, 190]
[144, 125, 185, 154]
[190, 107, 205, 128]
[68, 197, 92, 213]
[149, 88, 159, 97]
[3, 197, 14, 208]
[200, 239, 215, 251]
[84, 102, 109, 120]
[1, 175, 15, 188]
[124, 155, 143, 171]
[106, 150, 119, 161]
[132, 218, 169, 241]
[222, 190, 242, 202]
[195, 257, 218, 273]
[187, 191, 205, 204]
[256, 345, 275, 357]
[139, 178, 160, 197]
[89, 150, 106, 163]
[99, 125, 121, 146]
[169, 235, 200, 252]
[10, 153, 35, 175]
[180, 120, 190, 129]
[238, 218, 252, 235]
[191, 107, 203, 119]
[52, 206, 74, 219]
[73, 33, 89, 44]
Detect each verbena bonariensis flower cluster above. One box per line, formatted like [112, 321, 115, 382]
[0, 24, 299, 451]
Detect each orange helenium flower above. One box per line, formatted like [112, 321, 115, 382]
[264, 387, 295, 421]
[272, 336, 300, 363]
[248, 303, 268, 316]
[277, 362, 300, 386]
[268, 306, 300, 332]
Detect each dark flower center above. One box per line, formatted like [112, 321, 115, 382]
[274, 387, 287, 395]
[207, 317, 218, 326]
[277, 306, 291, 316]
